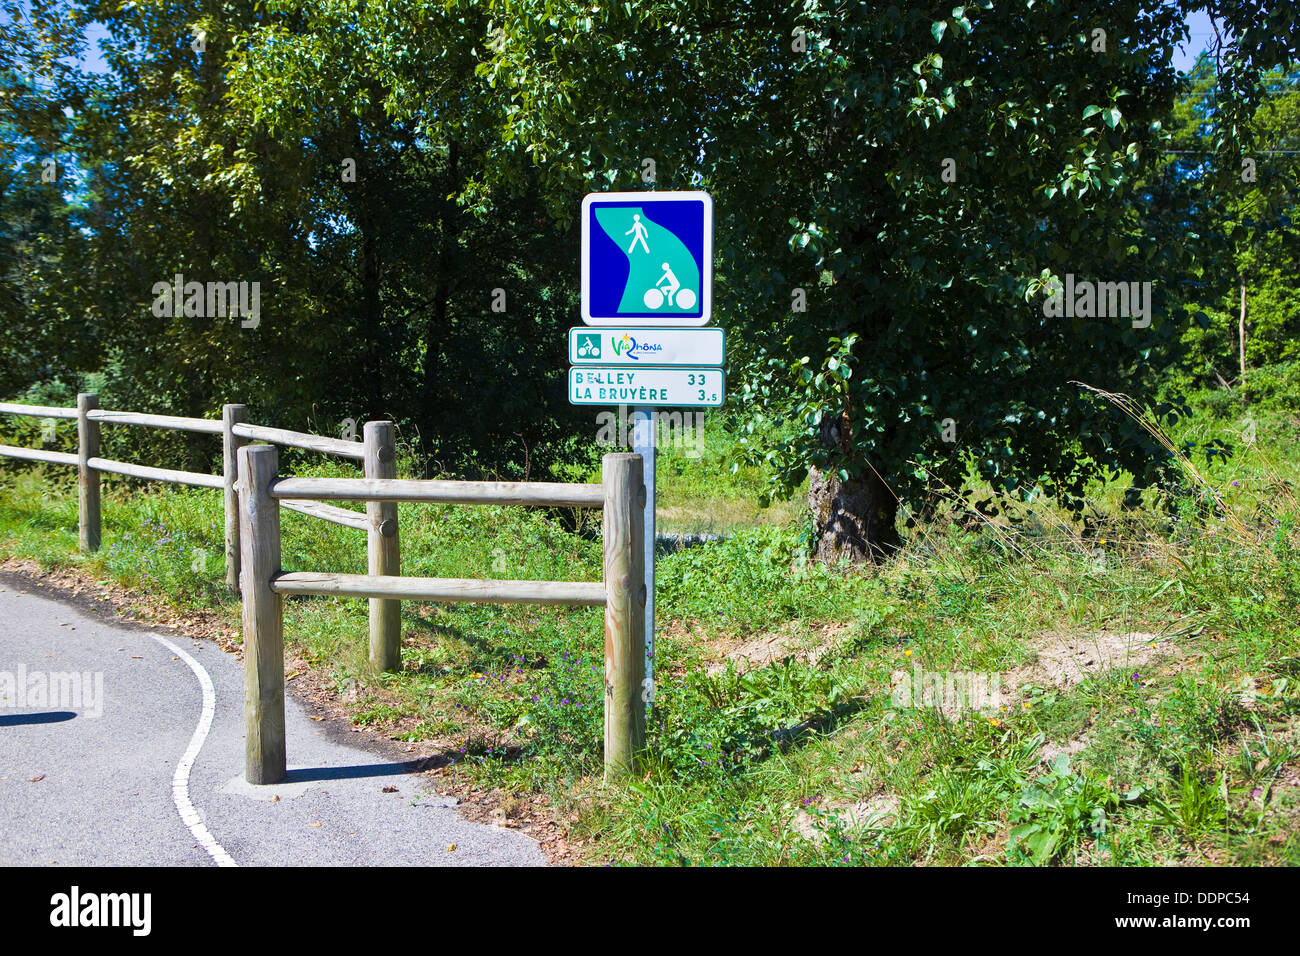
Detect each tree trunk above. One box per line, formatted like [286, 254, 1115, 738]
[1239, 276, 1247, 389]
[809, 465, 900, 565]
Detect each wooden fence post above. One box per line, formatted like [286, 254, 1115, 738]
[602, 452, 646, 778]
[76, 393, 100, 553]
[364, 420, 401, 672]
[222, 404, 248, 591]
[238, 443, 286, 784]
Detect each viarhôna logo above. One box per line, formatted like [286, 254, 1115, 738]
[608, 333, 664, 361]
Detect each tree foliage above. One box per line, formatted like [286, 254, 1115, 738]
[1, 0, 1297, 546]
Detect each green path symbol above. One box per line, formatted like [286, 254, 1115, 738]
[593, 206, 700, 314]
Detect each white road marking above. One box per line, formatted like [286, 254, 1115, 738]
[148, 633, 237, 867]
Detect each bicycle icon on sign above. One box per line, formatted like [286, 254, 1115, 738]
[642, 262, 697, 311]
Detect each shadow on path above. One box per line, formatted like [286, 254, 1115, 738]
[0, 711, 77, 727]
[282, 760, 426, 783]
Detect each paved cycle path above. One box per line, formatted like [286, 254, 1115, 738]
[0, 577, 543, 866]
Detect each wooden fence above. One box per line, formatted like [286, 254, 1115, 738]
[0, 395, 648, 778]
[0, 395, 401, 661]
[238, 444, 645, 783]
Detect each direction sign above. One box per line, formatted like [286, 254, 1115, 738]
[568, 367, 724, 407]
[581, 191, 713, 326]
[569, 327, 724, 367]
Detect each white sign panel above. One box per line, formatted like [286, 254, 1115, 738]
[569, 327, 724, 366]
[568, 367, 724, 407]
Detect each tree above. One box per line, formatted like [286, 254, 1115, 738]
[428, 0, 1298, 561]
[1156, 59, 1299, 392]
[5, 0, 590, 476]
[0, 0, 87, 397]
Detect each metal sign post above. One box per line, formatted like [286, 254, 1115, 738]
[632, 406, 656, 701]
[574, 190, 721, 715]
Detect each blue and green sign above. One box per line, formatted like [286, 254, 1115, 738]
[581, 191, 713, 326]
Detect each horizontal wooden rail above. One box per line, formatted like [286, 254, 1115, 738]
[231, 423, 364, 460]
[0, 402, 79, 420]
[281, 498, 369, 531]
[88, 409, 223, 435]
[271, 476, 605, 508]
[87, 456, 224, 490]
[271, 571, 607, 606]
[0, 443, 79, 466]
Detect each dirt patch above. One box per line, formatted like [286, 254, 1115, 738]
[1005, 630, 1180, 693]
[1000, 629, 1188, 770]
[795, 792, 899, 843]
[1039, 734, 1089, 766]
[705, 620, 851, 675]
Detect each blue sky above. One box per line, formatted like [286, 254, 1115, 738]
[1175, 8, 1222, 72]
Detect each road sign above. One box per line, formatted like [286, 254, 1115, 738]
[569, 327, 724, 366]
[568, 367, 724, 406]
[581, 191, 713, 326]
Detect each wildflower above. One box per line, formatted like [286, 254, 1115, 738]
[987, 718, 1001, 727]
[904, 649, 913, 657]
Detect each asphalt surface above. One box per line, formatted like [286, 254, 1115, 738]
[0, 579, 544, 866]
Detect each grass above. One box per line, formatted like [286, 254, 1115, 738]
[1, 376, 1298, 865]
